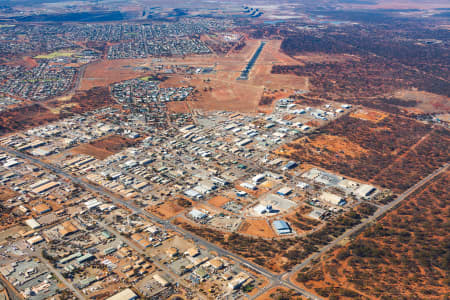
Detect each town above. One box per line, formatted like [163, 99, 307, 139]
[0, 1, 449, 299]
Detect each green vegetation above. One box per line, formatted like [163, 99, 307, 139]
[35, 50, 76, 59]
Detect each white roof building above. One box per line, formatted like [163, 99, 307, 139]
[319, 192, 346, 206]
[106, 288, 138, 300]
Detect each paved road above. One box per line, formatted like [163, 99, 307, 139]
[2, 145, 445, 300]
[0, 274, 23, 300]
[36, 252, 87, 300]
[0, 146, 320, 300]
[94, 220, 209, 300]
[282, 163, 449, 283]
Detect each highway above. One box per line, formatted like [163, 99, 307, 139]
[0, 145, 321, 300]
[282, 163, 449, 282]
[1, 145, 446, 300]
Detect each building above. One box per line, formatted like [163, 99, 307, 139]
[252, 174, 265, 184]
[166, 247, 179, 257]
[308, 208, 326, 220]
[253, 204, 274, 214]
[297, 181, 309, 189]
[319, 192, 346, 206]
[273, 220, 292, 235]
[282, 161, 298, 170]
[106, 288, 138, 300]
[185, 247, 200, 257]
[33, 203, 51, 215]
[277, 187, 292, 196]
[31, 181, 60, 194]
[184, 189, 203, 200]
[228, 272, 251, 290]
[240, 182, 256, 190]
[355, 184, 376, 199]
[207, 257, 224, 270]
[76, 254, 95, 264]
[59, 221, 79, 237]
[153, 273, 169, 287]
[189, 209, 207, 220]
[27, 235, 44, 245]
[25, 218, 41, 229]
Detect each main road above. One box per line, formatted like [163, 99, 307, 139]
[2, 145, 446, 300]
[0, 145, 321, 300]
[282, 163, 449, 282]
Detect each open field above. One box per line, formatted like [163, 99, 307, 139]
[0, 103, 61, 135]
[256, 286, 304, 300]
[79, 59, 151, 90]
[175, 203, 377, 273]
[394, 89, 450, 114]
[148, 198, 191, 220]
[34, 50, 76, 59]
[294, 170, 450, 299]
[0, 186, 17, 201]
[79, 39, 307, 113]
[278, 113, 449, 192]
[238, 219, 276, 239]
[349, 109, 388, 123]
[46, 86, 116, 114]
[70, 135, 139, 160]
[208, 196, 231, 208]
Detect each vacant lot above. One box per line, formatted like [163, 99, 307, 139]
[256, 286, 304, 300]
[350, 109, 388, 123]
[238, 219, 276, 239]
[79, 59, 151, 90]
[0, 187, 17, 201]
[294, 170, 450, 299]
[148, 200, 188, 220]
[0, 104, 61, 135]
[174, 203, 377, 273]
[71, 135, 139, 160]
[208, 196, 231, 208]
[278, 114, 449, 192]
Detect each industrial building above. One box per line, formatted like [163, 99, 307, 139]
[272, 220, 292, 235]
[106, 288, 138, 300]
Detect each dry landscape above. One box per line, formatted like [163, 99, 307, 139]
[294, 170, 450, 299]
[278, 112, 450, 192]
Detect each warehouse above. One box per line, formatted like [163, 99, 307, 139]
[106, 288, 138, 300]
[282, 161, 298, 170]
[189, 209, 207, 220]
[277, 187, 292, 196]
[31, 181, 60, 194]
[272, 220, 292, 235]
[355, 184, 376, 199]
[319, 192, 346, 206]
